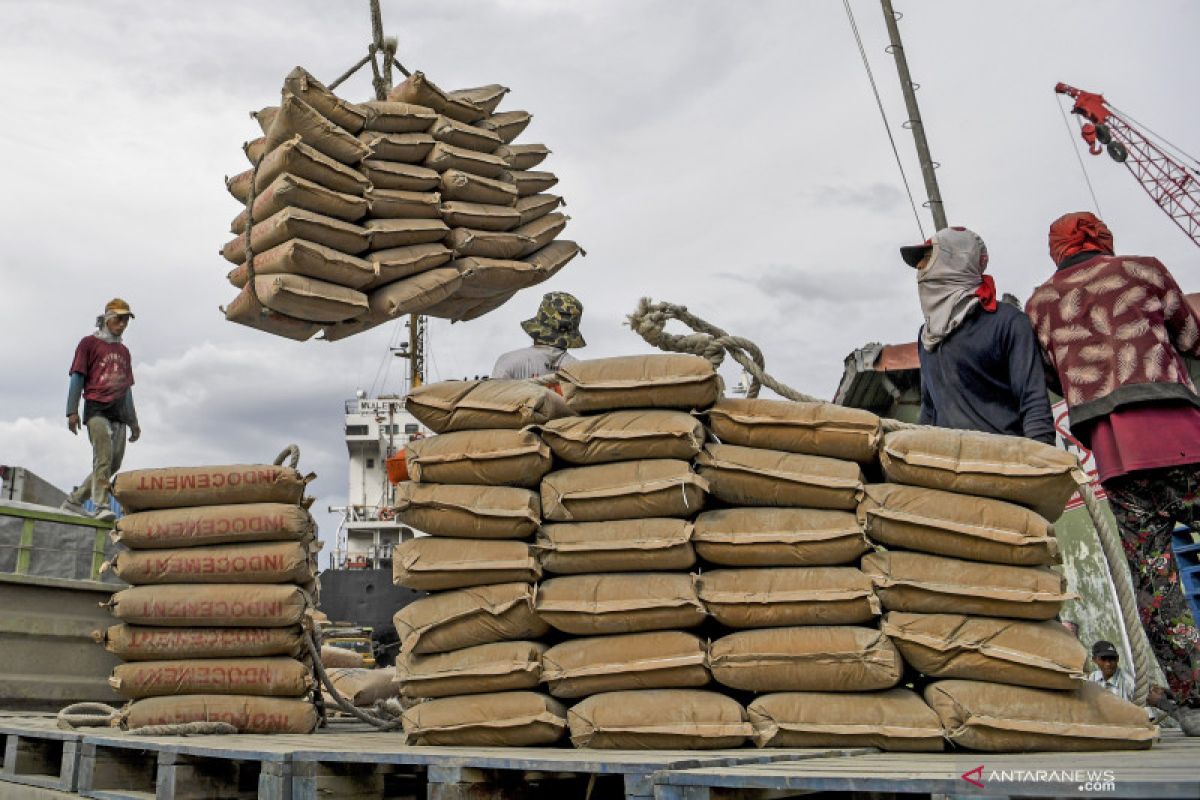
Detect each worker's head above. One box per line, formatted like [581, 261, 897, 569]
[521, 292, 585, 349]
[901, 226, 990, 318]
[97, 298, 135, 336]
[1092, 640, 1120, 679]
[1049, 211, 1114, 267]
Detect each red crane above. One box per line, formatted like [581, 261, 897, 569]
[1056, 82, 1200, 249]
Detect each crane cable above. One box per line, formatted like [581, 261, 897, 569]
[1056, 95, 1104, 218]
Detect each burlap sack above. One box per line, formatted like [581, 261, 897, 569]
[453, 257, 540, 298]
[364, 243, 452, 289]
[748, 689, 944, 751]
[424, 143, 509, 179]
[522, 239, 582, 281]
[493, 143, 550, 171]
[512, 212, 566, 255]
[396, 641, 545, 699]
[99, 625, 305, 661]
[114, 503, 314, 549]
[111, 657, 312, 700]
[282, 66, 368, 133]
[394, 483, 539, 539]
[696, 443, 865, 511]
[568, 690, 750, 750]
[478, 110, 532, 143]
[693, 508, 869, 567]
[707, 398, 882, 464]
[361, 100, 438, 134]
[697, 567, 880, 628]
[365, 188, 441, 220]
[924, 680, 1157, 752]
[515, 194, 564, 225]
[253, 274, 368, 323]
[559, 355, 721, 413]
[882, 612, 1087, 690]
[106, 541, 313, 585]
[402, 691, 566, 746]
[221, 208, 370, 264]
[861, 551, 1072, 620]
[365, 218, 449, 250]
[504, 169, 559, 197]
[540, 410, 705, 465]
[392, 538, 539, 591]
[858, 484, 1060, 566]
[123, 695, 317, 734]
[106, 584, 309, 627]
[224, 284, 322, 342]
[440, 201, 522, 232]
[357, 131, 436, 163]
[393, 582, 548, 655]
[448, 84, 509, 115]
[542, 631, 709, 699]
[535, 573, 706, 635]
[405, 429, 552, 487]
[227, 136, 368, 202]
[387, 72, 486, 123]
[445, 228, 533, 259]
[880, 429, 1084, 521]
[359, 161, 438, 194]
[709, 626, 903, 692]
[230, 173, 368, 234]
[439, 169, 518, 205]
[540, 459, 709, 522]
[406, 379, 573, 433]
[264, 92, 370, 165]
[429, 116, 502, 152]
[227, 240, 377, 291]
[113, 467, 310, 513]
[323, 668, 398, 706]
[321, 646, 364, 668]
[536, 519, 696, 574]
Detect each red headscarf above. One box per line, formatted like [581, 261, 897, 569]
[1048, 211, 1115, 266]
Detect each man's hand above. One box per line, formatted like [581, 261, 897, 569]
[130, 425, 141, 443]
[67, 413, 80, 434]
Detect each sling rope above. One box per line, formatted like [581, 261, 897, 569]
[628, 297, 1154, 704]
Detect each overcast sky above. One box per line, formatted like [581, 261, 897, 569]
[2, 0, 1197, 554]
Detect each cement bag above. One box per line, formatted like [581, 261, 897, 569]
[696, 443, 865, 511]
[99, 625, 305, 661]
[362, 266, 463, 322]
[748, 689, 944, 751]
[221, 207, 370, 264]
[405, 429, 551, 488]
[282, 66, 368, 133]
[709, 626, 903, 692]
[523, 240, 582, 282]
[394, 483, 540, 539]
[443, 290, 516, 323]
[361, 159, 441, 191]
[392, 538, 539, 591]
[558, 354, 721, 413]
[366, 244, 453, 289]
[361, 100, 438, 133]
[540, 409, 705, 465]
[707, 398, 883, 464]
[880, 428, 1084, 521]
[253, 273, 368, 323]
[429, 116, 502, 152]
[504, 169, 559, 197]
[226, 136, 368, 202]
[406, 379, 572, 433]
[568, 690, 750, 750]
[540, 459, 709, 522]
[365, 188, 441, 220]
[393, 582, 548, 655]
[453, 257, 540, 298]
[396, 640, 544, 699]
[114, 503, 314, 549]
[113, 467, 310, 513]
[862, 551, 1072, 620]
[858, 483, 1060, 566]
[697, 567, 880, 628]
[323, 668, 397, 706]
[425, 143, 509, 179]
[535, 572, 706, 635]
[321, 645, 364, 668]
[264, 92, 370, 165]
[111, 657, 313, 700]
[478, 110, 532, 143]
[693, 508, 869, 567]
[357, 131, 436, 163]
[106, 584, 309, 627]
[445, 228, 533, 259]
[439, 169, 518, 205]
[447, 83, 509, 116]
[536, 519, 695, 574]
[882, 612, 1088, 690]
[230, 173, 368, 234]
[365, 218, 449, 250]
[515, 194, 564, 225]
[387, 72, 486, 123]
[253, 105, 279, 136]
[123, 695, 318, 734]
[402, 691, 566, 746]
[227, 240, 376, 291]
[440, 201, 521, 232]
[224, 284, 322, 342]
[541, 631, 708, 699]
[494, 143, 550, 171]
[924, 680, 1156, 752]
[512, 212, 567, 255]
[106, 541, 314, 585]
[245, 137, 268, 164]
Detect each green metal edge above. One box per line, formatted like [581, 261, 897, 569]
[0, 504, 112, 530]
[15, 518, 34, 574]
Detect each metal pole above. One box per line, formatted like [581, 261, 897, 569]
[880, 0, 947, 231]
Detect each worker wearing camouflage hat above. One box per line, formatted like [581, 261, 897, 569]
[491, 292, 585, 381]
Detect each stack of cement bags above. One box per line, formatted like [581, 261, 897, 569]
[390, 380, 574, 745]
[221, 68, 581, 343]
[97, 460, 321, 734]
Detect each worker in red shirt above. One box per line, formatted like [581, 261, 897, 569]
[1026, 212, 1200, 734]
[60, 299, 141, 522]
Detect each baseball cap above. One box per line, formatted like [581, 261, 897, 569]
[900, 239, 932, 268]
[1092, 640, 1119, 659]
[105, 298, 136, 318]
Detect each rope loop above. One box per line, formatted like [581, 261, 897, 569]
[273, 444, 301, 469]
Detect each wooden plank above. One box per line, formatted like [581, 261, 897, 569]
[0, 731, 78, 793]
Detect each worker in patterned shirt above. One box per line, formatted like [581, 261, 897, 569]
[1026, 211, 1200, 735]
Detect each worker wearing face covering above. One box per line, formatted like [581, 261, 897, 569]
[900, 226, 1055, 444]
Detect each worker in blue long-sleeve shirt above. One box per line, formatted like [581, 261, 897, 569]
[60, 298, 141, 521]
[899, 227, 1056, 445]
